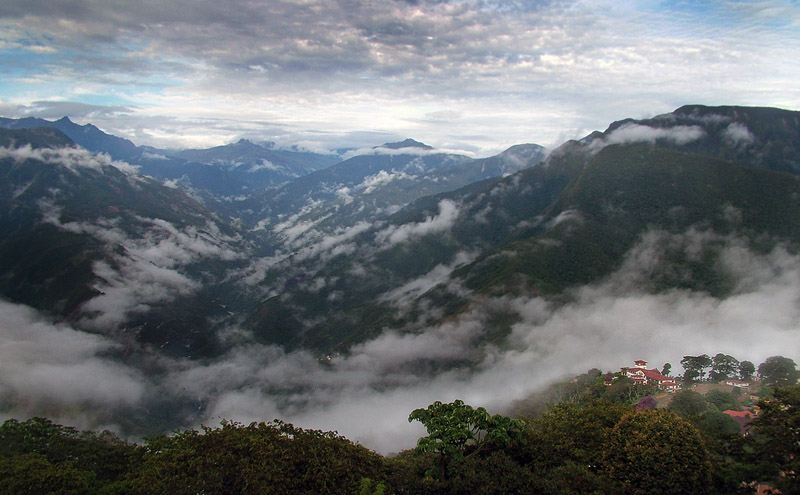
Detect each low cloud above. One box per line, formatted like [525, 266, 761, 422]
[589, 123, 706, 153]
[375, 199, 460, 247]
[381, 250, 477, 309]
[0, 300, 145, 429]
[39, 202, 243, 328]
[358, 170, 416, 194]
[180, 229, 800, 453]
[723, 122, 756, 146]
[0, 145, 140, 175]
[3, 228, 800, 454]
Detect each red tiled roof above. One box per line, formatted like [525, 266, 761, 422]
[723, 410, 752, 419]
[641, 368, 671, 382]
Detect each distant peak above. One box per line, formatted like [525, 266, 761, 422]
[56, 116, 74, 124]
[380, 138, 433, 150]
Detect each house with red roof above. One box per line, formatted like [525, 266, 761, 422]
[620, 360, 680, 392]
[723, 409, 754, 435]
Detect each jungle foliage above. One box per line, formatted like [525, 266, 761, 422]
[3, 382, 798, 494]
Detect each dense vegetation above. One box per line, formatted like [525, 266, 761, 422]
[3, 355, 797, 495]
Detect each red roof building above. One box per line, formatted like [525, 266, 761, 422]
[723, 409, 754, 435]
[620, 360, 680, 392]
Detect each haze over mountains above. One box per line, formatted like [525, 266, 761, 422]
[1, 105, 799, 452]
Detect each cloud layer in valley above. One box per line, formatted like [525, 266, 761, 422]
[2, 228, 799, 453]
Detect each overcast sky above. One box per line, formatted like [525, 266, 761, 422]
[1, 0, 799, 155]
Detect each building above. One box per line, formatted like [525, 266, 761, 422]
[620, 360, 680, 392]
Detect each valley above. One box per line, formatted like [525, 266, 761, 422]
[1, 105, 799, 455]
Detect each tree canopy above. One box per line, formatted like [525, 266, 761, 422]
[758, 355, 800, 387]
[603, 410, 712, 495]
[681, 354, 712, 383]
[408, 399, 524, 480]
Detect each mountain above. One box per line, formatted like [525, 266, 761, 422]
[0, 127, 258, 358]
[234, 142, 546, 253]
[4, 104, 800, 441]
[4, 105, 800, 356]
[0, 116, 140, 159]
[237, 105, 800, 351]
[0, 117, 342, 198]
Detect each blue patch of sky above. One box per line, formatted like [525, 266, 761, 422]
[651, 0, 798, 30]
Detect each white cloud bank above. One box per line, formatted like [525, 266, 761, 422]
[375, 199, 460, 247]
[2, 229, 799, 454]
[0, 300, 145, 429]
[589, 123, 706, 153]
[0, 145, 140, 175]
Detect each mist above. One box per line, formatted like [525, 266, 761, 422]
[1, 227, 799, 453]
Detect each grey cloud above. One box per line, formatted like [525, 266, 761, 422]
[375, 198, 460, 246]
[723, 122, 756, 146]
[38, 200, 243, 328]
[0, 145, 140, 175]
[589, 123, 706, 153]
[3, 226, 799, 453]
[0, 300, 145, 427]
[177, 228, 799, 453]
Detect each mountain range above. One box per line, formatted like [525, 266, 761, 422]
[1, 105, 799, 438]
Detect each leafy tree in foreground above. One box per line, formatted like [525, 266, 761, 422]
[408, 400, 524, 481]
[603, 410, 712, 495]
[0, 417, 140, 494]
[748, 386, 800, 494]
[524, 399, 631, 493]
[757, 355, 800, 387]
[130, 420, 384, 495]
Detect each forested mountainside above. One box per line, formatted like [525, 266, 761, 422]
[1, 105, 799, 455]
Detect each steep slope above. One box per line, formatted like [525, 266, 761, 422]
[239, 142, 546, 256]
[0, 128, 255, 357]
[595, 105, 800, 174]
[238, 107, 800, 353]
[457, 144, 800, 298]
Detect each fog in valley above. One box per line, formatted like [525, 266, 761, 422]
[2, 226, 798, 453]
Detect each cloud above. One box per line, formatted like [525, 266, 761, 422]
[375, 199, 460, 246]
[3, 226, 800, 453]
[38, 201, 243, 328]
[723, 122, 756, 146]
[589, 123, 706, 153]
[0, 144, 140, 175]
[357, 169, 416, 194]
[3, 1, 799, 156]
[0, 300, 145, 429]
[172, 228, 800, 453]
[381, 250, 477, 308]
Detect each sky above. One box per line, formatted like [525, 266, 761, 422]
[1, 0, 799, 156]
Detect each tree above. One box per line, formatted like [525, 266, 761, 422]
[681, 354, 712, 383]
[603, 410, 712, 495]
[661, 363, 672, 376]
[758, 355, 800, 387]
[748, 385, 800, 494]
[668, 389, 708, 417]
[524, 399, 631, 494]
[704, 389, 738, 412]
[710, 353, 739, 382]
[0, 417, 140, 493]
[130, 420, 384, 495]
[408, 400, 524, 481]
[739, 360, 756, 381]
